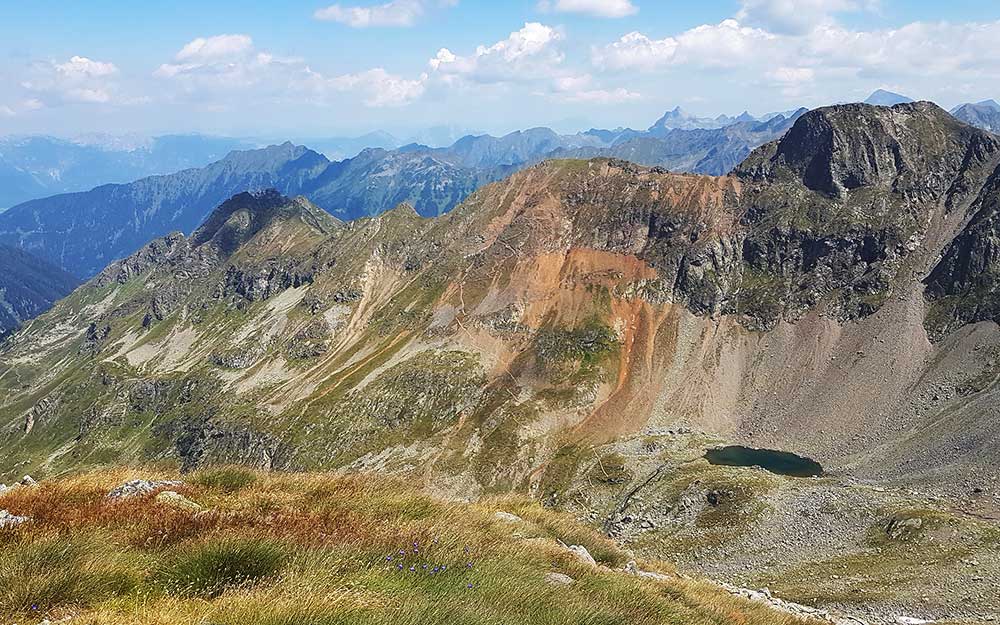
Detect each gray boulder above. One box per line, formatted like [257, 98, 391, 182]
[108, 479, 182, 500]
[0, 509, 30, 528]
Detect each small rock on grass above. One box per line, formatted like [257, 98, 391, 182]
[154, 491, 202, 512]
[625, 560, 670, 581]
[545, 572, 574, 586]
[108, 479, 182, 500]
[565, 544, 597, 567]
[494, 511, 523, 523]
[0, 509, 30, 528]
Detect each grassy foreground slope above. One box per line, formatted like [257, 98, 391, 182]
[0, 469, 817, 625]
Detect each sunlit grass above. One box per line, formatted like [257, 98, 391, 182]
[0, 468, 820, 625]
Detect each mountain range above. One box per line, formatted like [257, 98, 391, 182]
[3, 90, 997, 289]
[951, 100, 1000, 133]
[4, 101, 1000, 621]
[4, 100, 1000, 484]
[0, 113, 807, 280]
[0, 134, 254, 211]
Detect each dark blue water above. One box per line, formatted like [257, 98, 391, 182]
[705, 446, 823, 477]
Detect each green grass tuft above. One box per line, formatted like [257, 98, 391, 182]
[155, 537, 289, 599]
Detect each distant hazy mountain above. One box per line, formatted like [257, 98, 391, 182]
[404, 125, 485, 148]
[0, 108, 812, 279]
[864, 89, 914, 106]
[304, 147, 494, 221]
[648, 106, 758, 133]
[0, 142, 329, 278]
[951, 100, 1000, 133]
[302, 131, 401, 161]
[0, 134, 254, 210]
[0, 243, 78, 336]
[550, 109, 809, 175]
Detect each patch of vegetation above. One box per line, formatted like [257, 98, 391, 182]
[732, 267, 786, 326]
[539, 445, 588, 506]
[631, 462, 778, 558]
[0, 535, 142, 615]
[536, 323, 618, 365]
[192, 466, 258, 493]
[296, 350, 487, 467]
[155, 537, 289, 598]
[534, 319, 619, 385]
[0, 470, 816, 625]
[587, 453, 634, 486]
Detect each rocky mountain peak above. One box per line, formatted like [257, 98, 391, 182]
[736, 101, 1000, 199]
[191, 189, 338, 259]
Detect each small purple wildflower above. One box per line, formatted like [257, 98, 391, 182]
[409, 566, 416, 572]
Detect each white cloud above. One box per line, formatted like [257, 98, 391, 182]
[0, 105, 14, 117]
[803, 21, 1000, 78]
[54, 56, 118, 79]
[593, 20, 775, 71]
[324, 68, 428, 106]
[314, 0, 457, 27]
[154, 35, 303, 90]
[767, 66, 815, 84]
[156, 35, 428, 108]
[550, 74, 640, 102]
[21, 55, 127, 105]
[592, 14, 1000, 107]
[176, 34, 254, 62]
[737, 0, 878, 35]
[538, 0, 638, 18]
[430, 22, 564, 83]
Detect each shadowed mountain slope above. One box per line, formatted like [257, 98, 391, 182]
[0, 244, 79, 336]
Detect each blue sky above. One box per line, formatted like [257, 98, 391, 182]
[1, 0, 999, 138]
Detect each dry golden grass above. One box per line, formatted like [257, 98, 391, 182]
[0, 468, 821, 625]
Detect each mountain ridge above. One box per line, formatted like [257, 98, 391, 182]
[5, 102, 1000, 480]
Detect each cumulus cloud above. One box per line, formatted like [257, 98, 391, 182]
[155, 34, 428, 108]
[176, 34, 254, 62]
[316, 68, 428, 107]
[737, 0, 878, 35]
[550, 74, 640, 102]
[21, 55, 128, 105]
[314, 0, 456, 27]
[767, 66, 815, 84]
[593, 20, 776, 71]
[537, 0, 638, 18]
[592, 14, 1000, 99]
[430, 22, 564, 83]
[55, 55, 118, 79]
[154, 34, 280, 87]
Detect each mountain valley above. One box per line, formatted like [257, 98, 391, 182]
[3, 101, 1000, 623]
